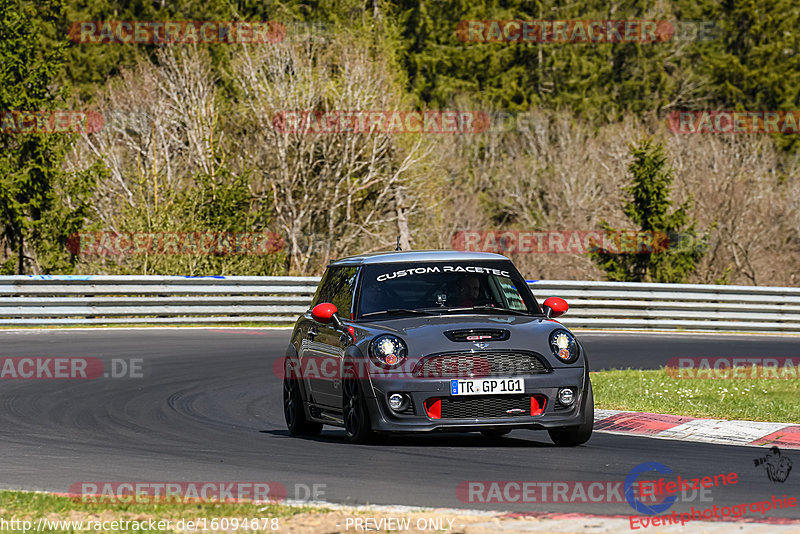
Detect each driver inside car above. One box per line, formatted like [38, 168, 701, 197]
[360, 284, 392, 314]
[455, 275, 482, 307]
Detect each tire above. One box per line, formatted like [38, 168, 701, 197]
[283, 361, 323, 437]
[548, 381, 593, 447]
[342, 365, 376, 444]
[480, 429, 512, 438]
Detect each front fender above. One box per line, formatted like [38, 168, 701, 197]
[342, 344, 374, 398]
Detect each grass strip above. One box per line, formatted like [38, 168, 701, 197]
[592, 368, 800, 423]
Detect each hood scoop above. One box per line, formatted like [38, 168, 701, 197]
[443, 329, 510, 342]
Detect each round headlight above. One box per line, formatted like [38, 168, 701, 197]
[369, 334, 408, 368]
[549, 329, 580, 364]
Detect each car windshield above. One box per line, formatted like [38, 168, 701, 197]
[356, 260, 541, 319]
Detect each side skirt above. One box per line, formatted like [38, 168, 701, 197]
[308, 403, 344, 426]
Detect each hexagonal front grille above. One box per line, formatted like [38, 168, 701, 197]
[414, 351, 549, 378]
[439, 395, 534, 419]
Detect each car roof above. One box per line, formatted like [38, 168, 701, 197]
[329, 250, 510, 266]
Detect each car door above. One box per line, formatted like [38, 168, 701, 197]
[296, 268, 331, 406]
[299, 265, 358, 408]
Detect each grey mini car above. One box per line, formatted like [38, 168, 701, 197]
[282, 250, 593, 446]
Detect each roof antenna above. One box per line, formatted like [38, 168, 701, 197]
[395, 236, 402, 251]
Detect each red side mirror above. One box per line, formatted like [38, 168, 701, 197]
[543, 297, 568, 319]
[311, 303, 338, 324]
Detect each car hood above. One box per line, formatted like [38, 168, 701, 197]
[357, 314, 567, 358]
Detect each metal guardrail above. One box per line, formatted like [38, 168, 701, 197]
[529, 280, 800, 332]
[0, 276, 318, 325]
[0, 275, 798, 332]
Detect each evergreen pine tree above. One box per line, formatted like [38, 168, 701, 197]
[590, 138, 707, 283]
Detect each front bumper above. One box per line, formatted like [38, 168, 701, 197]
[363, 367, 589, 433]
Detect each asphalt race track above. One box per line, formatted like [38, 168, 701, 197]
[0, 328, 797, 517]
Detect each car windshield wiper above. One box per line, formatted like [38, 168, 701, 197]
[446, 305, 530, 316]
[361, 308, 437, 318]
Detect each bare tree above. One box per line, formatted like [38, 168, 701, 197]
[668, 133, 800, 285]
[231, 35, 428, 274]
[67, 46, 219, 230]
[422, 111, 636, 280]
[425, 112, 800, 285]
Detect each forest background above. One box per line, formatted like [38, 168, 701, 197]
[1, 0, 798, 285]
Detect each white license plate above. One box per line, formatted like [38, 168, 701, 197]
[450, 377, 524, 396]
